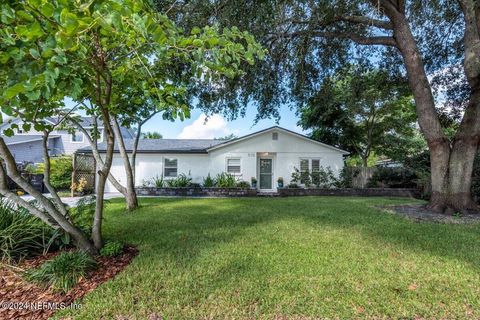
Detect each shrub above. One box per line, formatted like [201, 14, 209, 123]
[203, 174, 215, 188]
[287, 183, 300, 188]
[0, 200, 61, 261]
[215, 172, 237, 188]
[100, 241, 124, 257]
[68, 196, 96, 237]
[166, 173, 192, 187]
[367, 167, 418, 188]
[291, 166, 338, 189]
[24, 251, 97, 293]
[251, 177, 257, 184]
[311, 166, 338, 188]
[189, 183, 202, 189]
[236, 181, 251, 188]
[151, 175, 164, 188]
[36, 156, 73, 190]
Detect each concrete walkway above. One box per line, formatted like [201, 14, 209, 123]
[21, 192, 124, 207]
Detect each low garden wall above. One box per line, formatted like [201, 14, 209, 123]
[278, 187, 422, 198]
[136, 187, 257, 197]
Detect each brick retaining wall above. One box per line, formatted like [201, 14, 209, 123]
[136, 187, 257, 197]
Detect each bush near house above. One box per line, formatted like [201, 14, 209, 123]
[367, 167, 418, 189]
[33, 156, 73, 190]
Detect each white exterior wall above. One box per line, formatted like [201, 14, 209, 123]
[103, 153, 210, 192]
[102, 128, 346, 192]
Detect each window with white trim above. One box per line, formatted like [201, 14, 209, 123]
[71, 132, 84, 142]
[227, 158, 241, 174]
[299, 158, 321, 184]
[164, 158, 178, 177]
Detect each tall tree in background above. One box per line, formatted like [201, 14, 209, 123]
[157, 0, 480, 213]
[142, 131, 163, 139]
[298, 66, 417, 167]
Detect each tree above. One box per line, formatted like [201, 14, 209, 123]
[214, 133, 237, 140]
[0, 0, 264, 252]
[142, 131, 163, 139]
[298, 66, 417, 167]
[157, 0, 480, 213]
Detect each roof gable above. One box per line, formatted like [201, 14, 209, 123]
[207, 126, 349, 154]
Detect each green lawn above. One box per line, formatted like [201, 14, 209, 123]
[57, 197, 480, 319]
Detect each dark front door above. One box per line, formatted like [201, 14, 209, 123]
[259, 158, 273, 189]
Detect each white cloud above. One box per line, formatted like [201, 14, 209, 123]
[177, 113, 231, 139]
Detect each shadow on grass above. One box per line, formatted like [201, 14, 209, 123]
[104, 197, 480, 271]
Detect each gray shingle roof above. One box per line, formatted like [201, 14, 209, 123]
[2, 135, 60, 145]
[78, 138, 226, 153]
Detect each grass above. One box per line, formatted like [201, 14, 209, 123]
[56, 197, 480, 319]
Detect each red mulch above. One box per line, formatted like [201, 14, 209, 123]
[0, 246, 138, 320]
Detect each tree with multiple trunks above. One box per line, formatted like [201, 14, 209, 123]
[298, 65, 417, 167]
[157, 0, 480, 213]
[0, 0, 263, 253]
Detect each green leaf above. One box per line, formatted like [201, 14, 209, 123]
[40, 3, 55, 18]
[191, 27, 201, 35]
[29, 48, 40, 59]
[22, 123, 31, 132]
[4, 83, 26, 99]
[192, 39, 204, 47]
[1, 5, 15, 24]
[3, 128, 14, 137]
[60, 9, 79, 35]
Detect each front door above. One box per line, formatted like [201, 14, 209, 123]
[259, 158, 273, 190]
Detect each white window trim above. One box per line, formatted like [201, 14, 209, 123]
[299, 158, 321, 172]
[163, 157, 178, 178]
[70, 132, 84, 143]
[226, 157, 242, 176]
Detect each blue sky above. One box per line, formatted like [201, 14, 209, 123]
[65, 98, 306, 139]
[142, 104, 306, 139]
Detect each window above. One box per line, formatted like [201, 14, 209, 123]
[227, 158, 241, 174]
[300, 159, 309, 173]
[71, 132, 84, 142]
[272, 132, 278, 140]
[299, 159, 321, 184]
[164, 158, 178, 177]
[311, 159, 320, 173]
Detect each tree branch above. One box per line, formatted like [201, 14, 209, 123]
[276, 30, 397, 47]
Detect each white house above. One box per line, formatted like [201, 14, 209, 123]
[80, 126, 348, 192]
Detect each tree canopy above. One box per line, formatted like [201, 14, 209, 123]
[298, 65, 419, 166]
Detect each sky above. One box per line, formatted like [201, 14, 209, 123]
[141, 104, 306, 139]
[62, 97, 307, 139]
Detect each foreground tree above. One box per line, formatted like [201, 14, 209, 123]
[299, 66, 417, 167]
[158, 0, 480, 213]
[0, 0, 264, 251]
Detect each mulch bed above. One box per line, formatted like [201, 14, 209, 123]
[380, 204, 480, 224]
[0, 246, 138, 320]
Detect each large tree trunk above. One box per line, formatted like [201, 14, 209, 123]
[111, 117, 138, 211]
[384, 1, 480, 213]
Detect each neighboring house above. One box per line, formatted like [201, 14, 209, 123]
[0, 116, 135, 163]
[79, 126, 348, 192]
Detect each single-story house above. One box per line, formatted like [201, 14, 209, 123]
[79, 126, 348, 192]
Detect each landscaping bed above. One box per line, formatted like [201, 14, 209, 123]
[382, 204, 480, 224]
[0, 246, 137, 320]
[278, 187, 422, 198]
